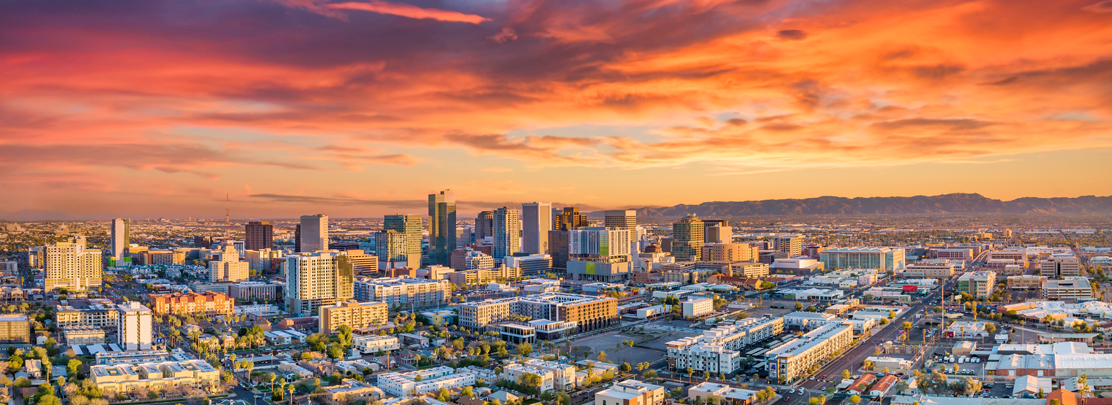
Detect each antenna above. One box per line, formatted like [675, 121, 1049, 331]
[226, 193, 230, 241]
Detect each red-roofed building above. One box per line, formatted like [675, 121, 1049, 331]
[870, 375, 898, 397]
[847, 374, 877, 395]
[149, 291, 234, 315]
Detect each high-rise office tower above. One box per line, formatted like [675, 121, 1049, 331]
[375, 230, 409, 268]
[553, 207, 588, 231]
[672, 214, 705, 262]
[299, 214, 328, 252]
[475, 211, 494, 241]
[245, 221, 273, 251]
[493, 207, 521, 260]
[428, 190, 457, 265]
[285, 251, 356, 316]
[522, 202, 552, 255]
[44, 236, 103, 291]
[603, 210, 637, 230]
[110, 218, 130, 261]
[384, 214, 423, 266]
[548, 230, 570, 269]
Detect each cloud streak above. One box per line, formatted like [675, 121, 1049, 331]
[328, 1, 489, 24]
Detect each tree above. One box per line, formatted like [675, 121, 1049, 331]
[849, 395, 861, 405]
[841, 369, 851, 379]
[517, 342, 533, 357]
[1050, 400, 1061, 405]
[862, 360, 874, 371]
[687, 367, 694, 382]
[597, 351, 607, 363]
[9, 354, 22, 373]
[461, 386, 474, 397]
[67, 359, 82, 377]
[437, 388, 451, 402]
[37, 395, 62, 405]
[620, 363, 631, 373]
[643, 370, 658, 380]
[795, 302, 803, 311]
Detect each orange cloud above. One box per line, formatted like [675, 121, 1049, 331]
[328, 1, 489, 24]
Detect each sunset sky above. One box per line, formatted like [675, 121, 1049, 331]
[3, 0, 1112, 218]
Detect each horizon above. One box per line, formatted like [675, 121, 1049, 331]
[4, 0, 1112, 218]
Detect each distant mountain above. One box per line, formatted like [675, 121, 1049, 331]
[631, 193, 1112, 217]
[0, 210, 87, 221]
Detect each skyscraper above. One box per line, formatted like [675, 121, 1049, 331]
[285, 251, 356, 316]
[384, 214, 423, 266]
[553, 207, 588, 231]
[110, 218, 130, 261]
[673, 214, 705, 262]
[245, 221, 273, 251]
[493, 207, 521, 260]
[522, 202, 552, 255]
[299, 214, 328, 252]
[428, 190, 457, 265]
[375, 230, 409, 268]
[774, 235, 803, 257]
[44, 236, 103, 291]
[475, 211, 494, 241]
[603, 210, 637, 230]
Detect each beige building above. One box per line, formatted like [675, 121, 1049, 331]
[672, 215, 704, 262]
[767, 323, 854, 383]
[319, 300, 389, 334]
[353, 277, 451, 309]
[1043, 277, 1094, 301]
[44, 236, 103, 291]
[701, 244, 759, 263]
[63, 325, 107, 345]
[904, 261, 955, 279]
[446, 266, 522, 286]
[957, 271, 996, 298]
[459, 293, 618, 335]
[90, 360, 220, 393]
[209, 244, 249, 282]
[57, 300, 119, 331]
[1008, 275, 1048, 289]
[1042, 254, 1082, 278]
[0, 314, 31, 344]
[284, 251, 356, 316]
[595, 380, 665, 405]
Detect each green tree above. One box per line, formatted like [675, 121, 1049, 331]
[849, 395, 861, 405]
[841, 369, 851, 379]
[437, 388, 451, 402]
[517, 342, 533, 357]
[597, 351, 607, 363]
[9, 354, 23, 373]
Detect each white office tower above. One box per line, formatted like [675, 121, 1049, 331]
[494, 207, 522, 260]
[110, 218, 130, 261]
[569, 227, 632, 259]
[118, 301, 153, 351]
[44, 236, 103, 291]
[522, 202, 552, 255]
[603, 210, 637, 230]
[300, 214, 329, 252]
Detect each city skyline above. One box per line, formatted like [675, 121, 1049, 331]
[4, 0, 1112, 218]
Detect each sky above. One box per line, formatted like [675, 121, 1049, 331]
[3, 0, 1112, 218]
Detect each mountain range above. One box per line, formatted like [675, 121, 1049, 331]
[629, 193, 1112, 217]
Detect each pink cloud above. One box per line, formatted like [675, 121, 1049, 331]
[327, 1, 489, 24]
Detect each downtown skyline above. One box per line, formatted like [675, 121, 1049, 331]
[4, 0, 1112, 218]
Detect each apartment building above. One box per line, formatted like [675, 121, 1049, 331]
[1008, 275, 1048, 290]
[595, 380, 665, 405]
[62, 325, 105, 345]
[118, 301, 153, 351]
[445, 266, 522, 286]
[56, 299, 119, 331]
[666, 318, 785, 374]
[767, 322, 854, 383]
[228, 281, 279, 301]
[90, 360, 219, 393]
[1043, 277, 1094, 301]
[285, 251, 355, 316]
[0, 314, 31, 344]
[774, 236, 803, 257]
[957, 271, 996, 298]
[353, 335, 400, 354]
[503, 361, 556, 392]
[149, 291, 235, 316]
[458, 293, 618, 334]
[377, 366, 477, 397]
[319, 300, 389, 334]
[44, 236, 103, 291]
[1042, 254, 1082, 278]
[987, 249, 1029, 267]
[352, 277, 451, 309]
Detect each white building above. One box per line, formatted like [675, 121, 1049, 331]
[767, 322, 854, 383]
[1043, 277, 1094, 301]
[377, 366, 477, 397]
[353, 335, 400, 354]
[682, 297, 714, 318]
[783, 312, 839, 330]
[595, 380, 665, 405]
[117, 301, 153, 351]
[666, 318, 785, 374]
[299, 214, 329, 252]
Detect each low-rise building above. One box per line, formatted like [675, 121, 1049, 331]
[767, 322, 854, 383]
[666, 318, 785, 375]
[90, 359, 219, 393]
[353, 335, 400, 354]
[323, 379, 384, 405]
[957, 271, 996, 299]
[149, 291, 235, 316]
[682, 297, 714, 318]
[62, 325, 106, 345]
[319, 300, 388, 334]
[595, 380, 665, 405]
[687, 382, 757, 405]
[376, 366, 477, 397]
[1008, 275, 1048, 290]
[0, 314, 31, 344]
[1044, 278, 1094, 301]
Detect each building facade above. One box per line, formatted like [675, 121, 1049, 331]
[319, 300, 389, 334]
[44, 236, 103, 291]
[820, 247, 906, 272]
[494, 207, 522, 260]
[117, 302, 153, 351]
[245, 221, 273, 251]
[149, 292, 235, 316]
[285, 251, 355, 316]
[673, 215, 704, 262]
[429, 190, 457, 266]
[299, 214, 329, 252]
[523, 202, 553, 255]
[384, 214, 423, 268]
